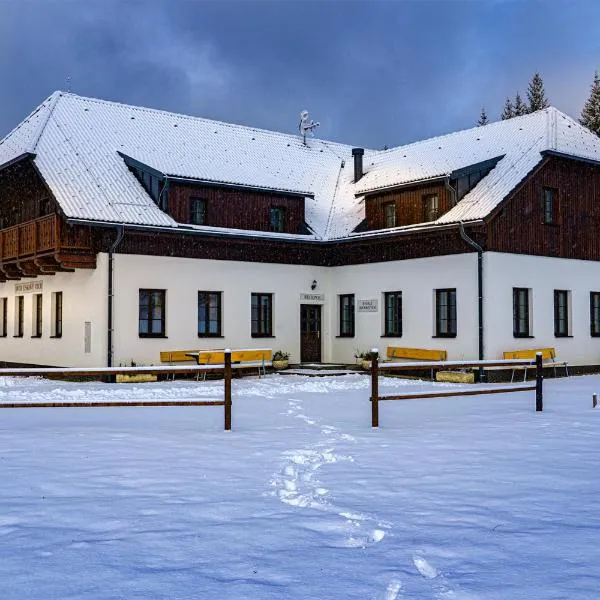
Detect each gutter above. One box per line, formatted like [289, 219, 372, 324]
[107, 225, 125, 367]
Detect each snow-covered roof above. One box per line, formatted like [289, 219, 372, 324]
[1, 92, 599, 240]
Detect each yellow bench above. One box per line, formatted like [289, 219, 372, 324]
[159, 350, 198, 364]
[194, 348, 273, 378]
[386, 346, 447, 380]
[503, 348, 568, 381]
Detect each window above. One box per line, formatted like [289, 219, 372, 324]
[383, 202, 396, 228]
[591, 292, 600, 337]
[0, 298, 6, 337]
[269, 207, 286, 233]
[139, 289, 166, 337]
[554, 290, 570, 337]
[543, 188, 557, 224]
[423, 194, 439, 222]
[435, 289, 457, 337]
[384, 291, 402, 337]
[190, 197, 207, 225]
[33, 294, 42, 337]
[198, 291, 222, 336]
[452, 159, 500, 201]
[251, 293, 273, 337]
[513, 288, 531, 337]
[14, 296, 23, 337]
[52, 292, 63, 338]
[339, 294, 355, 337]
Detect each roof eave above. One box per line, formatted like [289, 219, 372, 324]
[541, 149, 600, 167]
[0, 152, 36, 173]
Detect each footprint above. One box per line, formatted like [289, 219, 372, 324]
[385, 579, 403, 600]
[413, 556, 437, 579]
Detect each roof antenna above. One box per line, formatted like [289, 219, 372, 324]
[299, 110, 320, 145]
[66, 76, 72, 93]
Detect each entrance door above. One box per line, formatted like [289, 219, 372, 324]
[300, 304, 322, 363]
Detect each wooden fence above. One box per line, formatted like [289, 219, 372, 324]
[0, 352, 234, 430]
[369, 350, 544, 428]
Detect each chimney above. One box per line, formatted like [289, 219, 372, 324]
[352, 148, 364, 182]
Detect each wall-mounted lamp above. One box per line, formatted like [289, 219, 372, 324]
[311, 280, 317, 290]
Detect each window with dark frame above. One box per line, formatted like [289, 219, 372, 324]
[423, 194, 440, 222]
[269, 207, 286, 233]
[554, 289, 569, 337]
[15, 296, 23, 337]
[251, 293, 273, 337]
[383, 202, 396, 228]
[33, 294, 42, 337]
[339, 294, 355, 337]
[591, 292, 600, 337]
[190, 197, 207, 225]
[384, 291, 402, 337]
[53, 291, 63, 338]
[0, 298, 6, 337]
[198, 291, 222, 336]
[139, 289, 166, 337]
[543, 188, 557, 224]
[435, 289, 457, 337]
[513, 288, 530, 337]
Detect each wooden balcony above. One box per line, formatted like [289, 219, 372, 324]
[0, 214, 96, 280]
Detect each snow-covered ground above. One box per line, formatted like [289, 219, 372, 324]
[1, 373, 599, 599]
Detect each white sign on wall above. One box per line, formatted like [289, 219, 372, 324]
[14, 281, 43, 294]
[358, 298, 378, 313]
[300, 293, 325, 302]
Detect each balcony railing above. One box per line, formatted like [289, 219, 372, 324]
[0, 214, 92, 262]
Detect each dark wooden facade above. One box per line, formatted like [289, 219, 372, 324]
[167, 182, 307, 234]
[2, 154, 600, 275]
[0, 159, 95, 280]
[365, 181, 452, 230]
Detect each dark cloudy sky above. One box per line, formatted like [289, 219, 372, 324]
[1, 1, 599, 148]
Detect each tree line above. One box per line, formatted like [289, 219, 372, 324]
[477, 71, 600, 136]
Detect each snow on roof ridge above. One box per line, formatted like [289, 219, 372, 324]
[59, 91, 357, 152]
[377, 107, 555, 157]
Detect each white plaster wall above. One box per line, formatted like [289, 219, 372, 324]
[484, 252, 600, 365]
[0, 254, 108, 367]
[112, 254, 329, 366]
[328, 253, 479, 364]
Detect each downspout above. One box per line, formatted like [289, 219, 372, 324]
[445, 178, 485, 380]
[108, 225, 125, 367]
[459, 222, 485, 381]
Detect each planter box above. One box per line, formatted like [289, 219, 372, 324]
[116, 374, 158, 384]
[435, 370, 474, 384]
[273, 360, 289, 370]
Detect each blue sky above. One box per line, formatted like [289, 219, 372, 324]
[1, 1, 599, 148]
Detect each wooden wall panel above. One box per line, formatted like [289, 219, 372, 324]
[168, 183, 306, 234]
[365, 182, 452, 230]
[488, 156, 600, 261]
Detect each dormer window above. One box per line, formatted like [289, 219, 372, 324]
[423, 194, 439, 222]
[269, 207, 286, 232]
[383, 202, 396, 228]
[451, 156, 502, 202]
[190, 197, 207, 225]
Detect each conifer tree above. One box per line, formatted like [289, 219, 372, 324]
[527, 72, 549, 112]
[478, 107, 489, 126]
[514, 92, 528, 116]
[580, 71, 600, 137]
[501, 98, 514, 120]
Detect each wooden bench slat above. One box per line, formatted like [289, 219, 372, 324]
[159, 350, 199, 363]
[386, 346, 447, 361]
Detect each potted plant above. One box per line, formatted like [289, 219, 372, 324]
[272, 350, 290, 370]
[354, 350, 376, 371]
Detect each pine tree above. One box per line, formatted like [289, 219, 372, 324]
[501, 97, 515, 120]
[514, 92, 528, 116]
[478, 107, 489, 126]
[527, 72, 549, 112]
[580, 71, 600, 137]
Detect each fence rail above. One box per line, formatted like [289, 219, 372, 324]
[0, 352, 235, 430]
[369, 350, 544, 427]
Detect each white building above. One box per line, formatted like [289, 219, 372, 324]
[0, 92, 599, 369]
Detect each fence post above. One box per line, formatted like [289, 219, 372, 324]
[371, 348, 379, 428]
[535, 351, 543, 412]
[224, 349, 232, 430]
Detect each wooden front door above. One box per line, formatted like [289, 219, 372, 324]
[300, 304, 322, 363]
